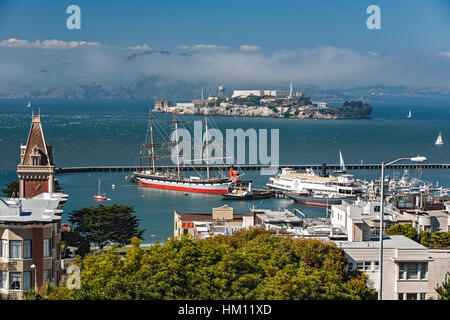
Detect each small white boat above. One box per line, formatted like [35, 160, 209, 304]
[407, 110, 411, 118]
[435, 132, 444, 145]
[333, 150, 347, 173]
[93, 179, 108, 200]
[27, 100, 31, 108]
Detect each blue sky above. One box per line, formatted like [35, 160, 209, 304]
[0, 0, 449, 87]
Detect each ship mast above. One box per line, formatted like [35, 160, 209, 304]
[205, 114, 210, 180]
[174, 113, 181, 180]
[149, 115, 156, 173]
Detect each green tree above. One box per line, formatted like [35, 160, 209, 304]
[435, 272, 450, 300]
[43, 228, 376, 300]
[420, 231, 450, 248]
[62, 230, 91, 256]
[2, 180, 19, 197]
[387, 224, 418, 240]
[68, 204, 144, 249]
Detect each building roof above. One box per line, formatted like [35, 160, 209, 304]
[19, 114, 53, 166]
[175, 212, 251, 222]
[0, 192, 67, 223]
[335, 235, 427, 250]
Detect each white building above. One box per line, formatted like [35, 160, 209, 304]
[336, 235, 450, 300]
[312, 101, 327, 108]
[231, 90, 290, 98]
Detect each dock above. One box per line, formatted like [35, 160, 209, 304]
[55, 163, 450, 174]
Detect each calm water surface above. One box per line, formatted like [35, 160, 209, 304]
[0, 98, 449, 242]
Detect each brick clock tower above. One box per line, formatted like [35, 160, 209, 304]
[17, 112, 55, 198]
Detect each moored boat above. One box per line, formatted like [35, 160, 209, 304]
[286, 192, 356, 207]
[133, 111, 240, 194]
[93, 179, 108, 200]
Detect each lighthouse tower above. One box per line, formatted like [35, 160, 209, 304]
[17, 112, 55, 198]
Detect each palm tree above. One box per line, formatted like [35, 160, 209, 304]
[2, 180, 19, 198]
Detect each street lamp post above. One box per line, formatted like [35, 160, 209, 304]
[378, 155, 427, 300]
[30, 264, 37, 291]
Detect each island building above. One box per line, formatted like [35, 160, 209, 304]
[154, 100, 170, 109]
[231, 90, 289, 98]
[312, 101, 328, 108]
[0, 113, 68, 298]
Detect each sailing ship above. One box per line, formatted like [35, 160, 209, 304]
[333, 150, 346, 173]
[435, 132, 443, 145]
[132, 111, 240, 194]
[93, 179, 107, 200]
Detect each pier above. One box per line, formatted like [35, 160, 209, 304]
[55, 163, 450, 174]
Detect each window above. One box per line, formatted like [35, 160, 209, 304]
[23, 271, 32, 291]
[407, 264, 419, 280]
[9, 272, 21, 290]
[43, 239, 51, 257]
[374, 261, 379, 270]
[420, 293, 427, 300]
[363, 261, 372, 271]
[0, 271, 7, 289]
[420, 263, 428, 280]
[24, 240, 32, 259]
[398, 293, 404, 300]
[347, 262, 354, 271]
[357, 262, 364, 271]
[1, 240, 8, 258]
[374, 205, 380, 212]
[9, 240, 22, 259]
[43, 270, 51, 283]
[406, 293, 417, 300]
[399, 262, 428, 280]
[183, 229, 188, 235]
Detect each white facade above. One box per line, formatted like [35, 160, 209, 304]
[231, 90, 279, 98]
[312, 101, 328, 108]
[337, 235, 450, 300]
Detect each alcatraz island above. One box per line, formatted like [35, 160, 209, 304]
[153, 85, 372, 119]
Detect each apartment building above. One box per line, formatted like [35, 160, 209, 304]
[0, 192, 68, 298]
[336, 235, 450, 300]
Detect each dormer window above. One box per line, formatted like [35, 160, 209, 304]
[31, 146, 41, 166]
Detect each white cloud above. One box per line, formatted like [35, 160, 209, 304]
[240, 45, 260, 52]
[0, 38, 101, 49]
[437, 51, 450, 57]
[178, 44, 229, 51]
[368, 51, 380, 56]
[128, 44, 151, 50]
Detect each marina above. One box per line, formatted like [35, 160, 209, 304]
[54, 163, 450, 174]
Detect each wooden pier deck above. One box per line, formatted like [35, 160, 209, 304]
[55, 163, 450, 174]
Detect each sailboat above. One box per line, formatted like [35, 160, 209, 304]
[407, 110, 411, 118]
[333, 150, 347, 173]
[132, 111, 241, 194]
[27, 100, 31, 108]
[435, 132, 444, 145]
[93, 179, 108, 200]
